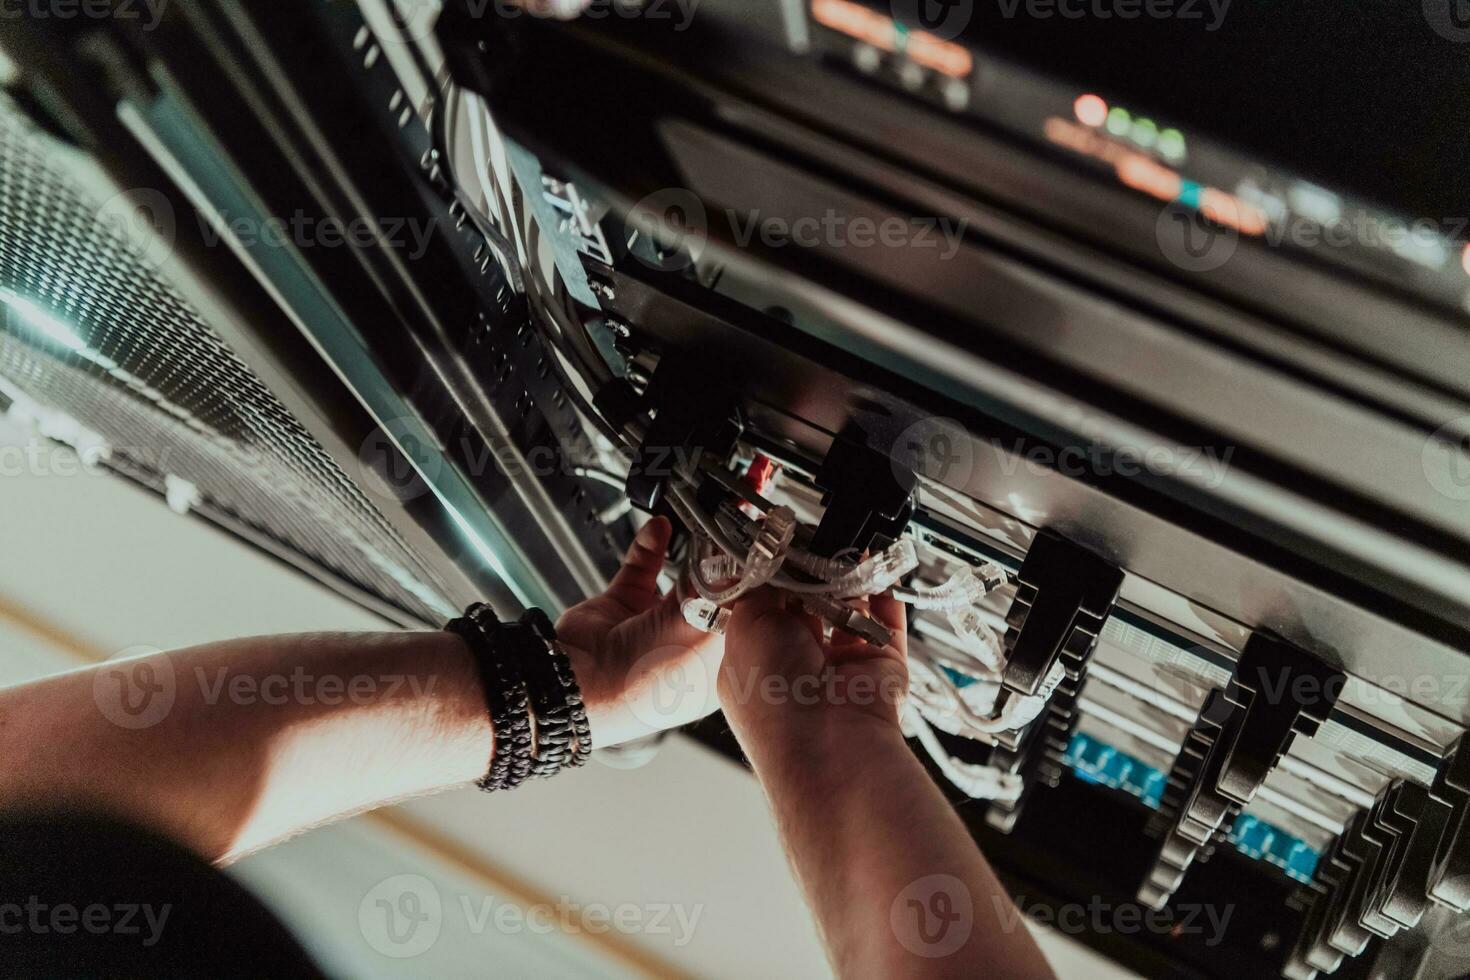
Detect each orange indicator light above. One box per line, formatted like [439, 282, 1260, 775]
[811, 0, 973, 78]
[1074, 93, 1108, 128]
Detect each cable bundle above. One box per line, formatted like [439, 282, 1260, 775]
[667, 469, 1058, 800]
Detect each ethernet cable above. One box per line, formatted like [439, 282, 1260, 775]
[903, 706, 1023, 803]
[669, 467, 1055, 754]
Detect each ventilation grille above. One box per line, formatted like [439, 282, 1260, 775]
[0, 94, 456, 624]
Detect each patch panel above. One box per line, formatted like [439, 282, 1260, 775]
[1063, 732, 1323, 885]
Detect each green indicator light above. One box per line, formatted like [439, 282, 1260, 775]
[1131, 118, 1158, 148]
[1106, 106, 1131, 136]
[1158, 128, 1186, 161]
[894, 21, 909, 52]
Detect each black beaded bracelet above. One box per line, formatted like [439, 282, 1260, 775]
[447, 606, 533, 792]
[517, 608, 592, 776]
[447, 604, 591, 790]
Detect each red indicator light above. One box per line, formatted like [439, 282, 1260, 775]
[1074, 93, 1108, 128]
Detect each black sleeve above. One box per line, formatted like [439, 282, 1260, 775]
[0, 811, 326, 979]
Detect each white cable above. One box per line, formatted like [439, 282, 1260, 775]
[774, 539, 919, 597]
[891, 562, 1005, 611]
[944, 605, 1006, 672]
[694, 506, 797, 605]
[909, 647, 1061, 738]
[904, 706, 1023, 802]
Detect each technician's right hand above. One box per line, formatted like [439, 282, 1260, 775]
[718, 590, 1057, 980]
[718, 589, 909, 751]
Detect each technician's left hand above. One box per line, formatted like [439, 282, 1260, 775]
[557, 516, 724, 746]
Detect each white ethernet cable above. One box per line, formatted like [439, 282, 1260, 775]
[944, 604, 1006, 672]
[775, 538, 919, 597]
[908, 647, 1063, 739]
[891, 562, 1006, 610]
[903, 705, 1024, 803]
[691, 506, 797, 605]
[670, 468, 1057, 773]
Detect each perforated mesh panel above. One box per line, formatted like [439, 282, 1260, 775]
[0, 94, 457, 624]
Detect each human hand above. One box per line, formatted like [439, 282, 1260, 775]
[557, 516, 724, 747]
[719, 588, 909, 746]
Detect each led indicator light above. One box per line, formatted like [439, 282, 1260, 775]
[1106, 106, 1131, 136]
[1074, 93, 1108, 128]
[1131, 117, 1158, 148]
[1158, 128, 1186, 162]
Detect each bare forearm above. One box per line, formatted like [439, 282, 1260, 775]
[735, 716, 1055, 980]
[0, 631, 490, 863]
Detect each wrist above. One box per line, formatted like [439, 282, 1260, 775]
[730, 701, 910, 781]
